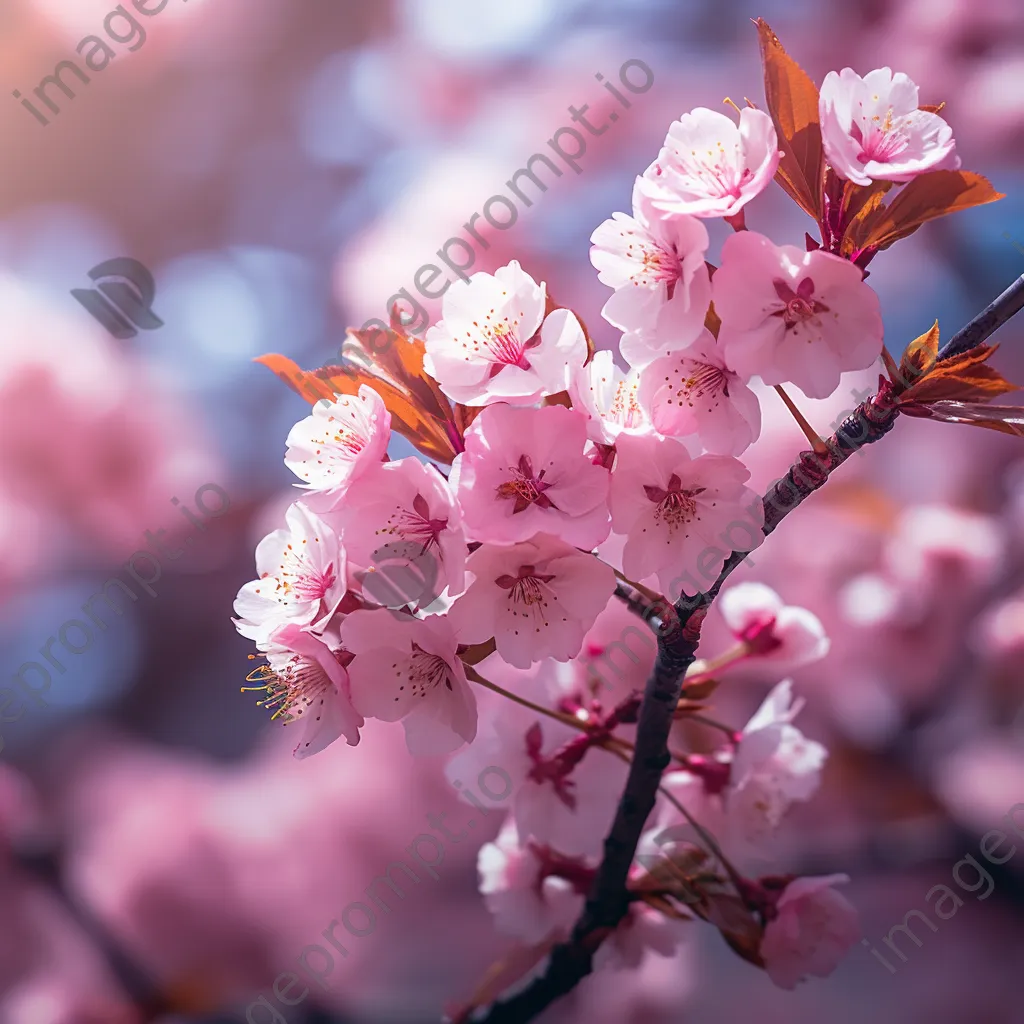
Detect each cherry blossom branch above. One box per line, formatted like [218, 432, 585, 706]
[937, 272, 1024, 360]
[473, 606, 701, 1024]
[473, 283, 1024, 1024]
[612, 581, 667, 628]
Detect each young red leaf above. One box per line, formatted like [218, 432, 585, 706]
[900, 342, 1019, 405]
[754, 19, 825, 222]
[257, 337, 461, 464]
[845, 170, 1004, 255]
[891, 320, 939, 393]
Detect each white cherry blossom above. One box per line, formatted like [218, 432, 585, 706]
[819, 67, 959, 186]
[233, 502, 346, 647]
[638, 106, 780, 219]
[284, 384, 390, 497]
[423, 260, 587, 406]
[727, 680, 827, 842]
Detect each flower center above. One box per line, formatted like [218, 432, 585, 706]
[495, 454, 559, 514]
[675, 362, 729, 406]
[271, 549, 337, 605]
[737, 614, 783, 655]
[242, 652, 345, 723]
[607, 377, 646, 429]
[635, 239, 683, 298]
[385, 492, 449, 554]
[851, 109, 911, 165]
[321, 413, 367, 456]
[407, 641, 453, 696]
[671, 140, 753, 199]
[495, 564, 557, 608]
[472, 315, 541, 374]
[771, 277, 830, 330]
[644, 473, 706, 531]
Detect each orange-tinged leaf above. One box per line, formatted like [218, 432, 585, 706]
[893, 320, 939, 393]
[881, 347, 901, 384]
[693, 890, 765, 967]
[453, 402, 483, 436]
[900, 342, 1020, 405]
[900, 400, 1024, 436]
[347, 323, 453, 425]
[755, 19, 825, 222]
[840, 180, 894, 256]
[257, 342, 461, 464]
[845, 171, 1004, 254]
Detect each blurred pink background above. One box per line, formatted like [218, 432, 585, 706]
[1, 0, 1024, 1021]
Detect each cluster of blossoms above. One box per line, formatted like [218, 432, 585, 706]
[239, 23, 1013, 1013]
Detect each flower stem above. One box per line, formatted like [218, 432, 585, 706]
[654, 778, 746, 894]
[683, 642, 748, 684]
[465, 666, 585, 731]
[773, 384, 828, 455]
[613, 569, 664, 605]
[724, 209, 747, 232]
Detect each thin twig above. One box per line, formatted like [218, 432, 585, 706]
[773, 384, 828, 455]
[465, 666, 586, 731]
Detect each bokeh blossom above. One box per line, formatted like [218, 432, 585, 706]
[760, 875, 860, 989]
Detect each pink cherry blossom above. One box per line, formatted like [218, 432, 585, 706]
[284, 384, 390, 496]
[609, 433, 763, 598]
[637, 327, 762, 455]
[256, 623, 364, 758]
[454, 404, 611, 548]
[423, 260, 587, 406]
[328, 456, 467, 607]
[447, 673, 628, 858]
[760, 874, 860, 989]
[569, 351, 651, 445]
[719, 582, 830, 674]
[638, 106, 780, 218]
[232, 502, 347, 647]
[712, 231, 884, 398]
[341, 610, 476, 755]
[449, 534, 616, 669]
[819, 67, 960, 186]
[478, 819, 585, 945]
[728, 680, 827, 842]
[591, 183, 710, 343]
